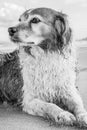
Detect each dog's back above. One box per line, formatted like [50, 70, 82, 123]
[0, 51, 23, 106]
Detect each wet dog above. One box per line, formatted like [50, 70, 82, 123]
[0, 8, 87, 127]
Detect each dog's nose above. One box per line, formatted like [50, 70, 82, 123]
[8, 27, 17, 36]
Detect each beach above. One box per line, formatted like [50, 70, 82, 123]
[0, 41, 87, 130]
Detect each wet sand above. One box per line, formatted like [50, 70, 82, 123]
[0, 42, 87, 130]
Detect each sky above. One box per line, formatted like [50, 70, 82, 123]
[0, 0, 87, 40]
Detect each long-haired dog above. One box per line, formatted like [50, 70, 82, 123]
[0, 8, 87, 128]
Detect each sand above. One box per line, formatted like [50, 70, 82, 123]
[0, 41, 87, 130]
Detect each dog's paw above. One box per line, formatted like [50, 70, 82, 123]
[45, 111, 76, 126]
[77, 113, 87, 128]
[56, 111, 76, 126]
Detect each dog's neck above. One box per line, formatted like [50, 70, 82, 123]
[18, 46, 44, 64]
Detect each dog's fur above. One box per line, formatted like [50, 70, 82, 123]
[0, 8, 87, 127]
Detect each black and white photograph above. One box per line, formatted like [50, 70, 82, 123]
[0, 0, 87, 130]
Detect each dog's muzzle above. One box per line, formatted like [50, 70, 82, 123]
[8, 27, 17, 36]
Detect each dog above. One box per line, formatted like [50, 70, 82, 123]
[0, 7, 87, 128]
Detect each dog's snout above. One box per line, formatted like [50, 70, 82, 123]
[8, 27, 17, 36]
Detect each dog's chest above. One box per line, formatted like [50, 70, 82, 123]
[19, 47, 76, 103]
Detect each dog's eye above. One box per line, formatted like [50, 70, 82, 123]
[31, 17, 41, 24]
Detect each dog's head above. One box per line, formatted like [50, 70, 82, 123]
[8, 8, 72, 52]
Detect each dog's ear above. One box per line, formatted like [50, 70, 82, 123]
[54, 13, 72, 47]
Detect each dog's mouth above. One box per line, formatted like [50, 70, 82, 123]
[10, 36, 21, 43]
[10, 36, 35, 47]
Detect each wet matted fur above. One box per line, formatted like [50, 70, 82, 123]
[0, 8, 87, 128]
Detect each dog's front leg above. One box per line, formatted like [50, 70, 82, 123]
[64, 89, 87, 127]
[23, 99, 75, 126]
